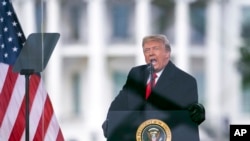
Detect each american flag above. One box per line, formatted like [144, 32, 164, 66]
[0, 0, 64, 140]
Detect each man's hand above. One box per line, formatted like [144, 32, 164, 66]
[188, 103, 205, 125]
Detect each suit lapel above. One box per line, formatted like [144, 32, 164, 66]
[154, 61, 175, 89]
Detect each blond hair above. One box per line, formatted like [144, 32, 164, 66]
[142, 34, 171, 51]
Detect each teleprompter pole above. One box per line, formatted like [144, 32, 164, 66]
[20, 69, 34, 141]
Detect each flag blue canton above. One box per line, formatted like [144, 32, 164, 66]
[0, 0, 26, 65]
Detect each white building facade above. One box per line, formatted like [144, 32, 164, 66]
[12, 0, 250, 141]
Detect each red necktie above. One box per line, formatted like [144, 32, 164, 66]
[145, 73, 157, 99]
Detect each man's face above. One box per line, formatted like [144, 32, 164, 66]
[143, 40, 170, 72]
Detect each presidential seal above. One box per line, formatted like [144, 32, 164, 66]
[136, 119, 172, 141]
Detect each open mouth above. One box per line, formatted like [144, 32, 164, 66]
[150, 59, 157, 65]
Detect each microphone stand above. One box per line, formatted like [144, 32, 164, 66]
[149, 61, 154, 89]
[144, 61, 155, 118]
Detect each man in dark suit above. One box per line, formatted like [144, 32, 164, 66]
[102, 34, 205, 141]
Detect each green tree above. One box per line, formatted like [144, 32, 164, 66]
[238, 39, 250, 88]
[238, 8, 250, 88]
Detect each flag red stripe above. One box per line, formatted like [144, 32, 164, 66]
[34, 95, 53, 140]
[56, 128, 64, 141]
[0, 66, 18, 127]
[8, 74, 40, 140]
[29, 74, 41, 110]
[8, 95, 25, 141]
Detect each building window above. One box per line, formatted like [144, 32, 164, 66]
[242, 88, 250, 113]
[190, 57, 205, 104]
[107, 0, 135, 43]
[60, 0, 88, 44]
[190, 1, 206, 45]
[72, 73, 81, 116]
[113, 71, 127, 97]
[151, 0, 176, 43]
[241, 6, 250, 40]
[35, 0, 47, 32]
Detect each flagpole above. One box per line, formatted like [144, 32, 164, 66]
[20, 69, 34, 141]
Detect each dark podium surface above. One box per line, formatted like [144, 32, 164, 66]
[106, 110, 200, 141]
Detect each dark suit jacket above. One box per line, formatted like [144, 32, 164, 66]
[108, 61, 198, 111]
[104, 61, 198, 140]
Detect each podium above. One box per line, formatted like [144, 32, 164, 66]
[106, 111, 200, 141]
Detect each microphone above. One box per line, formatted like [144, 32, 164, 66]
[147, 60, 155, 88]
[147, 60, 154, 72]
[147, 60, 154, 75]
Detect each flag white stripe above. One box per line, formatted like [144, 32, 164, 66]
[29, 80, 47, 140]
[21, 130, 25, 141]
[0, 63, 9, 93]
[44, 114, 60, 141]
[0, 74, 25, 139]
